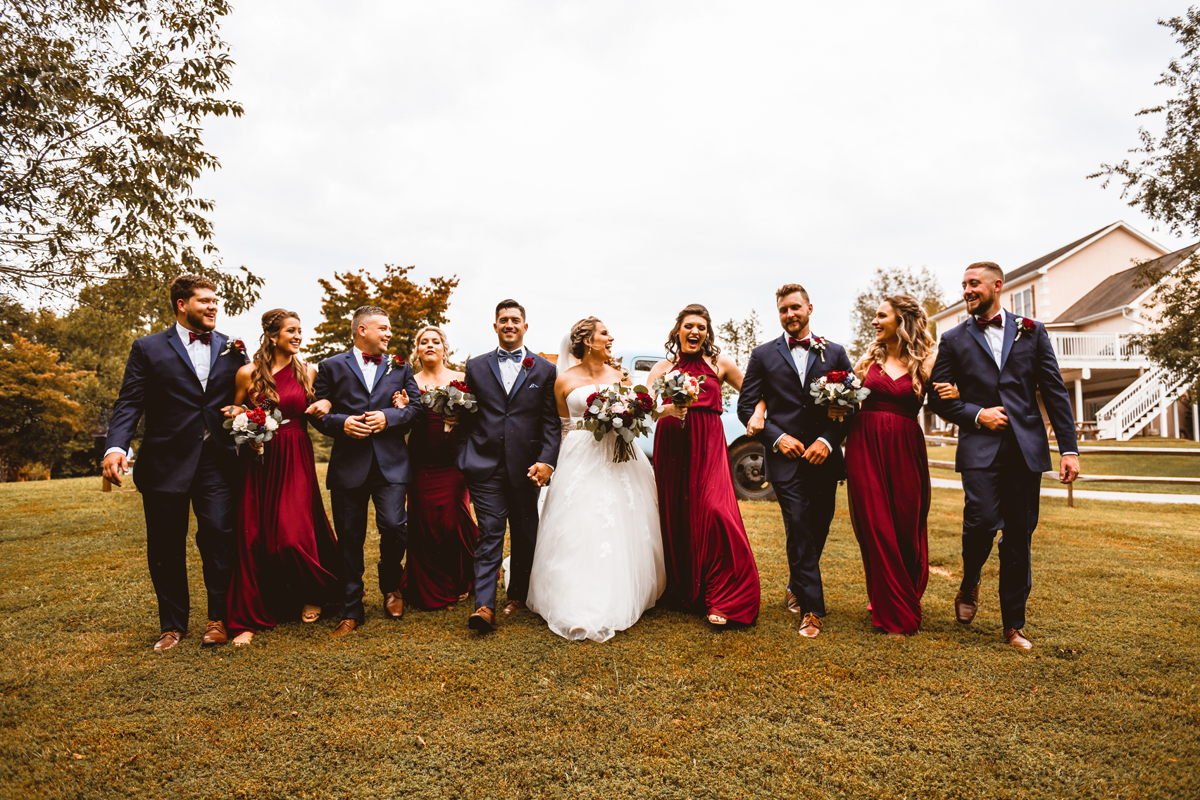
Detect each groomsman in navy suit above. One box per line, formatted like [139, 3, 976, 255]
[103, 275, 248, 651]
[457, 300, 560, 632]
[738, 284, 853, 639]
[311, 305, 422, 637]
[929, 261, 1080, 650]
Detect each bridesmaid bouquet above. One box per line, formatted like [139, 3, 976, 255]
[420, 380, 479, 431]
[578, 383, 655, 462]
[653, 369, 704, 427]
[810, 370, 870, 421]
[225, 407, 286, 447]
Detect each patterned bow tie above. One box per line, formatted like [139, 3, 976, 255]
[976, 315, 1002, 329]
[188, 331, 212, 345]
[361, 353, 382, 365]
[788, 337, 811, 350]
[497, 349, 522, 362]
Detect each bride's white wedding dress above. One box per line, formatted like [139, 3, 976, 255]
[526, 384, 666, 642]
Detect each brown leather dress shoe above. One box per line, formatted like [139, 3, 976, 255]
[200, 620, 228, 648]
[153, 630, 183, 652]
[468, 606, 496, 632]
[1004, 628, 1033, 650]
[384, 590, 405, 620]
[784, 589, 802, 614]
[330, 619, 359, 638]
[798, 612, 823, 638]
[954, 583, 980, 624]
[502, 600, 527, 616]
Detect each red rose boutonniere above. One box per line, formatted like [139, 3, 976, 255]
[809, 335, 829, 362]
[1013, 317, 1037, 343]
[522, 356, 534, 373]
[219, 338, 247, 360]
[385, 355, 406, 375]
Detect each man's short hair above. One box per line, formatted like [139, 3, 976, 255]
[966, 261, 1005, 282]
[351, 305, 389, 332]
[169, 274, 218, 310]
[495, 299, 526, 321]
[775, 283, 810, 304]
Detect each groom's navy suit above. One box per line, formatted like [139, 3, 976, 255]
[929, 310, 1077, 630]
[312, 350, 422, 622]
[738, 333, 852, 618]
[457, 348, 560, 611]
[106, 327, 245, 633]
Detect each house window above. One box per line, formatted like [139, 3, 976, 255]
[1012, 286, 1035, 318]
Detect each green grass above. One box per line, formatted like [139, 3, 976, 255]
[928, 442, 1200, 495]
[1, 471, 1197, 798]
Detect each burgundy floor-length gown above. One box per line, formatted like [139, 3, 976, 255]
[403, 398, 479, 609]
[653, 353, 761, 624]
[844, 363, 931, 634]
[227, 367, 341, 634]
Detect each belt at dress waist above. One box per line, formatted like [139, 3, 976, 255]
[860, 400, 919, 420]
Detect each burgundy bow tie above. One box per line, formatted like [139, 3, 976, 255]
[976, 315, 1002, 328]
[788, 337, 811, 350]
[361, 353, 382, 365]
[188, 331, 212, 345]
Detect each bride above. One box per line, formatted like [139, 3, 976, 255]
[526, 317, 666, 642]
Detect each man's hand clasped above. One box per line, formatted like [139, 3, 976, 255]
[528, 462, 553, 487]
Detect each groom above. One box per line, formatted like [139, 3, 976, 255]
[738, 283, 853, 639]
[102, 275, 247, 651]
[457, 299, 560, 632]
[929, 261, 1079, 650]
[311, 305, 422, 637]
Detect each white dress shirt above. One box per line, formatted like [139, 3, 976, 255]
[355, 346, 380, 389]
[498, 346, 526, 394]
[773, 334, 831, 453]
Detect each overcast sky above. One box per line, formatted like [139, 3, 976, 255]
[200, 1, 1190, 359]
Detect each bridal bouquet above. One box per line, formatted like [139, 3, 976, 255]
[224, 406, 287, 447]
[653, 369, 704, 426]
[809, 370, 870, 421]
[420, 380, 478, 431]
[577, 383, 655, 462]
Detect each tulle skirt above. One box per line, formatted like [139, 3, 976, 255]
[527, 429, 666, 642]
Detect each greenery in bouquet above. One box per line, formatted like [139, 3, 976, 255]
[577, 383, 654, 462]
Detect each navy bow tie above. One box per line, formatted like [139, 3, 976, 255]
[788, 337, 810, 350]
[497, 349, 522, 362]
[188, 331, 212, 345]
[976, 315, 1002, 329]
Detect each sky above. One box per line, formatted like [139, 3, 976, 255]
[198, 1, 1191, 360]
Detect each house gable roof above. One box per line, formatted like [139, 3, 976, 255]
[1051, 239, 1200, 324]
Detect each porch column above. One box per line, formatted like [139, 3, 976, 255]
[1194, 402, 1199, 442]
[1074, 379, 1084, 423]
[1160, 395, 1170, 438]
[1173, 401, 1181, 439]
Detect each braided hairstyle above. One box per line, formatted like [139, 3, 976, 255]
[249, 308, 316, 408]
[569, 317, 621, 368]
[853, 294, 936, 394]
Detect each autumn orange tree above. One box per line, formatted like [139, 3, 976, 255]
[0, 336, 88, 480]
[310, 265, 459, 361]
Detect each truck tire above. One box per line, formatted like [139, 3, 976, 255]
[729, 440, 775, 502]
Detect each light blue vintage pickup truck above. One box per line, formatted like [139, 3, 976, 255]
[618, 350, 774, 502]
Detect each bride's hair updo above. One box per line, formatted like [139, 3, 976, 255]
[250, 308, 315, 408]
[665, 303, 721, 361]
[410, 325, 450, 374]
[853, 293, 936, 395]
[569, 317, 621, 368]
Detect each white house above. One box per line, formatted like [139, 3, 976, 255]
[929, 221, 1198, 441]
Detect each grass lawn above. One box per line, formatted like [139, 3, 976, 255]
[1, 470, 1197, 799]
[927, 440, 1200, 495]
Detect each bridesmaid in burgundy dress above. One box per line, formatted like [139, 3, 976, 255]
[843, 294, 943, 637]
[225, 309, 342, 646]
[648, 304, 761, 627]
[391, 326, 479, 609]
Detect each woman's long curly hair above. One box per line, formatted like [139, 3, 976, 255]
[249, 309, 315, 408]
[664, 303, 721, 361]
[410, 325, 450, 375]
[853, 294, 936, 395]
[569, 316, 622, 369]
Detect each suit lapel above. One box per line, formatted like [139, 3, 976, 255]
[346, 350, 371, 391]
[486, 350, 505, 399]
[775, 335, 802, 381]
[200, 332, 226, 396]
[165, 329, 203, 387]
[508, 350, 529, 399]
[965, 320, 999, 369]
[999, 311, 1018, 373]
[802, 339, 822, 387]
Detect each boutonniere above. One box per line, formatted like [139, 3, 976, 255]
[385, 355, 406, 375]
[1013, 317, 1037, 343]
[809, 335, 829, 363]
[219, 338, 247, 359]
[522, 356, 534, 374]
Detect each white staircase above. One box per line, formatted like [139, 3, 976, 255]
[1095, 366, 1193, 441]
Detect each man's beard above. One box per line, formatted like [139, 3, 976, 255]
[187, 308, 216, 331]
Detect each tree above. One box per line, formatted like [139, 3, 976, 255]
[1132, 251, 1200, 386]
[0, 0, 261, 310]
[847, 266, 946, 361]
[717, 311, 763, 371]
[0, 336, 87, 480]
[310, 264, 459, 361]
